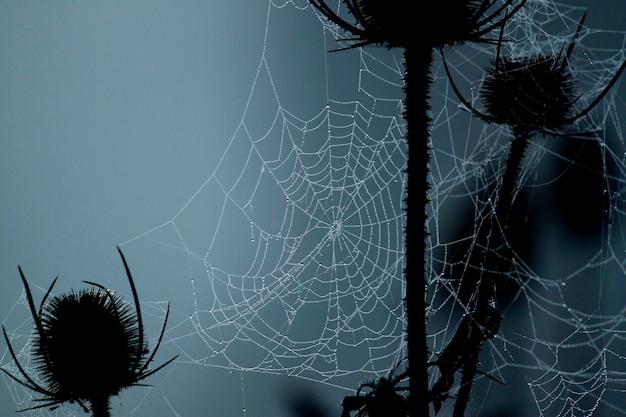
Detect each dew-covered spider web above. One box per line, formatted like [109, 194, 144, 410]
[122, 0, 409, 392]
[3, 1, 626, 416]
[428, 2, 626, 416]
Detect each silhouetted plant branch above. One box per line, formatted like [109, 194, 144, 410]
[309, 1, 527, 416]
[441, 9, 626, 416]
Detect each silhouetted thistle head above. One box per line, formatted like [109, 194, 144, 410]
[427, 0, 523, 47]
[444, 12, 626, 137]
[480, 52, 578, 134]
[35, 288, 143, 403]
[310, 0, 527, 49]
[1, 247, 177, 416]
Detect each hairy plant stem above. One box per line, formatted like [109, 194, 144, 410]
[453, 130, 532, 416]
[453, 348, 480, 417]
[403, 44, 433, 417]
[475, 132, 531, 310]
[496, 131, 532, 222]
[90, 395, 112, 417]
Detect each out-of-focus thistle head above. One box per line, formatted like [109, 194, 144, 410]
[1, 247, 178, 416]
[480, 52, 578, 135]
[444, 12, 626, 136]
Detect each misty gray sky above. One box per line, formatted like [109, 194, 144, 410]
[0, 2, 341, 416]
[1, 1, 626, 417]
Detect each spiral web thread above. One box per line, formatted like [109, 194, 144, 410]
[3, 1, 626, 416]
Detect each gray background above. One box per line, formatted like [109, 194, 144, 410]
[1, 1, 625, 416]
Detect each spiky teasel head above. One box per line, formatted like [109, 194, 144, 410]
[345, 0, 413, 48]
[310, 0, 527, 50]
[1, 248, 177, 416]
[479, 52, 578, 135]
[425, 0, 523, 47]
[449, 11, 626, 137]
[35, 288, 144, 404]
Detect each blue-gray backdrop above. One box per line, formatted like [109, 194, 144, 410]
[1, 1, 625, 416]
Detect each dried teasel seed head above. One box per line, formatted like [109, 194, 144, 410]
[35, 288, 143, 401]
[311, 0, 525, 50]
[350, 0, 412, 47]
[426, 0, 500, 46]
[2, 249, 177, 415]
[356, 0, 514, 47]
[479, 53, 578, 134]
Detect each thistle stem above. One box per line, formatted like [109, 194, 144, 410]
[89, 396, 112, 417]
[496, 131, 531, 223]
[403, 44, 433, 417]
[477, 131, 531, 310]
[453, 131, 532, 416]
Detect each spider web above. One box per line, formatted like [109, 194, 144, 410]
[124, 0, 409, 390]
[3, 1, 626, 416]
[428, 2, 626, 416]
